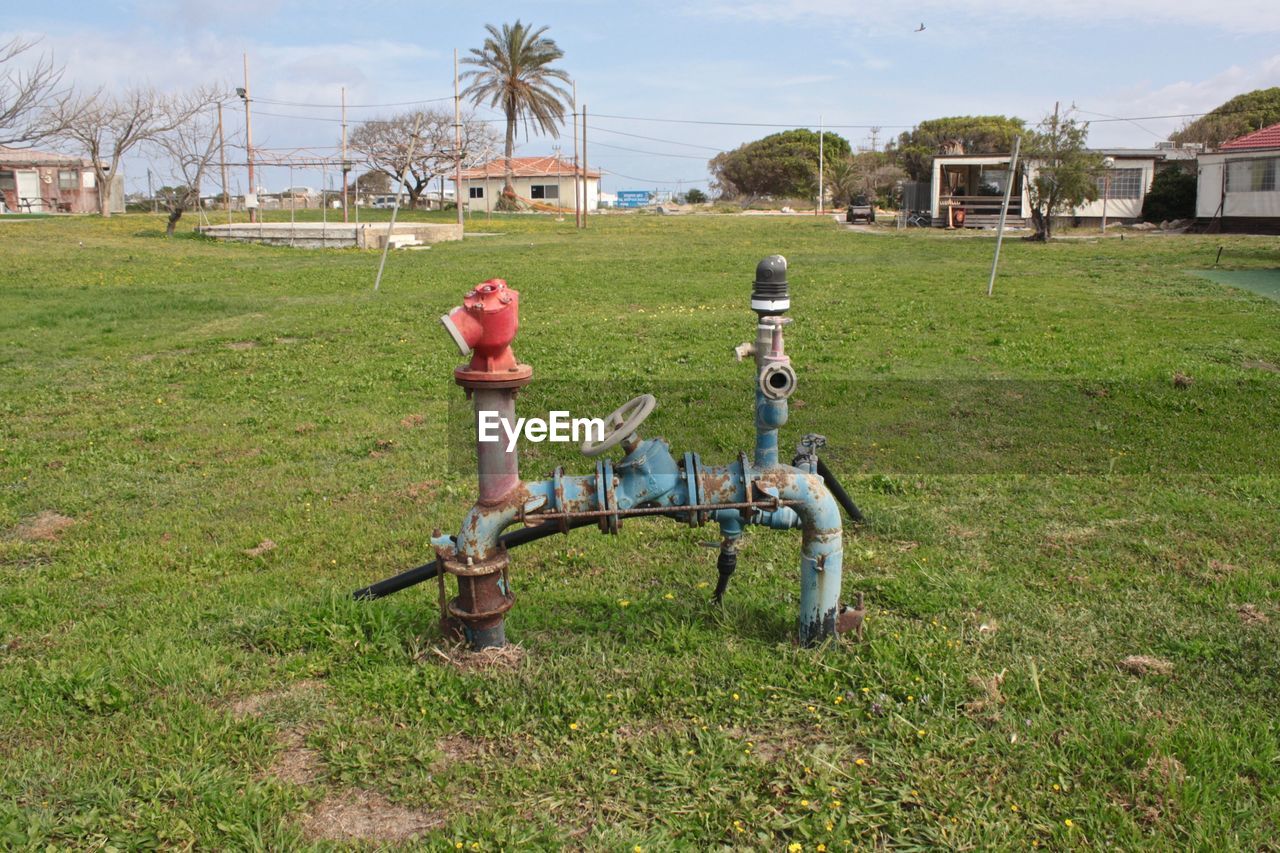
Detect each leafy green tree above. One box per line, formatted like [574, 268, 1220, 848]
[890, 115, 1025, 181]
[1023, 111, 1100, 241]
[1171, 88, 1280, 149]
[682, 188, 707, 204]
[1141, 166, 1196, 223]
[709, 129, 851, 201]
[825, 151, 905, 207]
[462, 20, 572, 210]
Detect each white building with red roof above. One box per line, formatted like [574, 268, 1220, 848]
[454, 156, 600, 213]
[1196, 122, 1280, 232]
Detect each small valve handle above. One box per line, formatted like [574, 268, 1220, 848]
[798, 433, 827, 453]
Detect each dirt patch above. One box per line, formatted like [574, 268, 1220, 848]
[1237, 603, 1270, 626]
[229, 678, 327, 719]
[302, 789, 444, 842]
[418, 642, 525, 674]
[244, 539, 277, 558]
[1119, 655, 1173, 677]
[270, 728, 323, 784]
[404, 480, 441, 500]
[274, 337, 301, 345]
[1242, 359, 1280, 373]
[295, 422, 317, 434]
[962, 671, 1006, 722]
[435, 733, 490, 765]
[1207, 559, 1238, 577]
[1141, 754, 1186, 786]
[226, 340, 259, 351]
[11, 511, 75, 542]
[400, 413, 426, 428]
[1172, 371, 1193, 388]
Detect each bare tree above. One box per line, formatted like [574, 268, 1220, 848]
[52, 86, 217, 216]
[0, 36, 68, 147]
[348, 108, 496, 208]
[150, 106, 225, 236]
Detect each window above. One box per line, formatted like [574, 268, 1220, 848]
[0, 170, 14, 192]
[1096, 167, 1143, 199]
[530, 184, 559, 200]
[1226, 157, 1278, 193]
[469, 186, 484, 199]
[58, 169, 78, 191]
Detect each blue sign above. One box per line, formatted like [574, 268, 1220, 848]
[616, 190, 651, 208]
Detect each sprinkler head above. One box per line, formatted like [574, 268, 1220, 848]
[751, 254, 789, 317]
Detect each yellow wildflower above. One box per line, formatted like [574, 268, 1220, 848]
[569, 722, 579, 731]
[788, 844, 802, 853]
[1064, 819, 1074, 828]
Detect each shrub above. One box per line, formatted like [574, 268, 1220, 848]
[1141, 167, 1196, 222]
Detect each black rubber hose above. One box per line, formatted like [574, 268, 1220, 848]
[816, 458, 865, 524]
[711, 548, 737, 604]
[352, 516, 598, 601]
[353, 559, 441, 600]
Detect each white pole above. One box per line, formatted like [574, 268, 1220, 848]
[374, 112, 423, 291]
[454, 48, 464, 228]
[986, 135, 1021, 298]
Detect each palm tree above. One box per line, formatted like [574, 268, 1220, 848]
[461, 21, 572, 210]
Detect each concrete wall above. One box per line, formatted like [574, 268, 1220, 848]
[198, 222, 463, 249]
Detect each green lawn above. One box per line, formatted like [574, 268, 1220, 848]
[1, 213, 1278, 850]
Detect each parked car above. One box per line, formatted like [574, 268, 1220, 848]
[846, 195, 875, 223]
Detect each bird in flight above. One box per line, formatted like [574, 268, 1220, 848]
[915, 22, 926, 32]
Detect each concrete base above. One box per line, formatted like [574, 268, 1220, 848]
[198, 221, 463, 249]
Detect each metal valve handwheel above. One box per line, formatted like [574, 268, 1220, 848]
[580, 394, 656, 457]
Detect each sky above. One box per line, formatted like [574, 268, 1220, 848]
[6, 0, 1280, 197]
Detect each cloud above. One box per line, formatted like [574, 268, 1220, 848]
[1081, 53, 1280, 145]
[689, 0, 1280, 34]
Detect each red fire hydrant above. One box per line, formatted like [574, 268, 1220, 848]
[441, 279, 532, 384]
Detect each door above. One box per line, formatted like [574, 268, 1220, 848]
[15, 170, 43, 212]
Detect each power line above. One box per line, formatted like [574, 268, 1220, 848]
[587, 139, 709, 160]
[592, 111, 912, 129]
[586, 123, 723, 151]
[599, 167, 704, 185]
[254, 94, 455, 109]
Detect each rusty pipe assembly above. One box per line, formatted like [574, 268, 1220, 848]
[357, 257, 865, 649]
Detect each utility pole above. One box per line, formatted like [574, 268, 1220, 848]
[341, 86, 349, 223]
[870, 126, 881, 153]
[582, 103, 588, 229]
[147, 168, 155, 213]
[454, 48, 464, 228]
[816, 115, 824, 216]
[217, 101, 230, 223]
[572, 81, 580, 228]
[242, 53, 256, 224]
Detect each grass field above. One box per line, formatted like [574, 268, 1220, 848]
[1, 212, 1278, 850]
